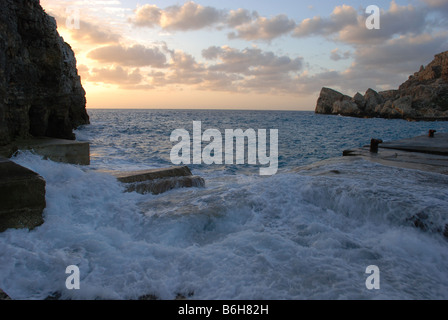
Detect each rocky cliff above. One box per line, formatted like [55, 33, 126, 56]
[0, 0, 89, 146]
[315, 51, 448, 121]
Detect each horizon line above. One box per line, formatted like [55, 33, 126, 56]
[86, 107, 316, 111]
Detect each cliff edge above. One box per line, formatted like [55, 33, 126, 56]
[315, 51, 448, 121]
[0, 0, 89, 146]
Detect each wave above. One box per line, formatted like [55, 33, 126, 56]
[1, 151, 447, 300]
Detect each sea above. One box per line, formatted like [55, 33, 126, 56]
[1, 109, 448, 300]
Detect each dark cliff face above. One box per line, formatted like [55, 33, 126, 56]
[315, 51, 448, 121]
[0, 0, 89, 146]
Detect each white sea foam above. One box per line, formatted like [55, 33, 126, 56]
[1, 151, 447, 300]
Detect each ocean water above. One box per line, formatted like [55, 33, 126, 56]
[1, 109, 448, 300]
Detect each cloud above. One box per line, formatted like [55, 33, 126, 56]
[228, 14, 296, 41]
[290, 1, 442, 46]
[129, 1, 442, 43]
[330, 49, 351, 61]
[337, 1, 429, 44]
[419, 0, 448, 26]
[87, 44, 167, 68]
[350, 32, 448, 76]
[292, 5, 358, 38]
[132, 4, 162, 28]
[295, 30, 448, 96]
[70, 19, 122, 44]
[133, 1, 225, 31]
[421, 0, 448, 10]
[84, 37, 442, 97]
[87, 66, 143, 85]
[73, 0, 447, 99]
[149, 50, 207, 86]
[121, 45, 305, 94]
[51, 13, 121, 44]
[131, 2, 295, 41]
[226, 9, 258, 27]
[203, 46, 303, 76]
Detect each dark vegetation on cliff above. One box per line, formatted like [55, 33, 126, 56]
[0, 0, 89, 146]
[315, 51, 448, 121]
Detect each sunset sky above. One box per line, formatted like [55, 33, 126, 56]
[40, 0, 448, 110]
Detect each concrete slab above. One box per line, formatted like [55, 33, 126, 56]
[0, 157, 46, 232]
[379, 132, 448, 156]
[341, 132, 448, 175]
[342, 147, 448, 175]
[14, 137, 90, 165]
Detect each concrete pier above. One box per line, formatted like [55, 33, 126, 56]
[378, 133, 448, 156]
[15, 137, 90, 165]
[342, 132, 448, 175]
[0, 137, 90, 165]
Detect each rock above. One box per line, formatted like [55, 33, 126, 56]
[315, 51, 448, 120]
[379, 89, 399, 101]
[333, 98, 360, 116]
[0, 0, 89, 146]
[364, 88, 384, 114]
[0, 288, 12, 300]
[315, 87, 352, 115]
[0, 157, 46, 232]
[353, 92, 366, 110]
[392, 95, 414, 118]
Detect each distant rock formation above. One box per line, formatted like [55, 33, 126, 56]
[315, 51, 448, 121]
[0, 0, 89, 146]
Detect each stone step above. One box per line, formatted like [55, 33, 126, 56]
[0, 157, 46, 232]
[108, 166, 205, 195]
[123, 175, 206, 195]
[112, 166, 193, 183]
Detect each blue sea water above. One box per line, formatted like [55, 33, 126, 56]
[1, 109, 448, 300]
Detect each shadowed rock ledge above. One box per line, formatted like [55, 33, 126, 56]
[315, 51, 448, 121]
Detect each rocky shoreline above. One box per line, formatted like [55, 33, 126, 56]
[0, 0, 90, 234]
[315, 51, 448, 121]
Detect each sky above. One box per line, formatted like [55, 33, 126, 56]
[40, 0, 448, 110]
